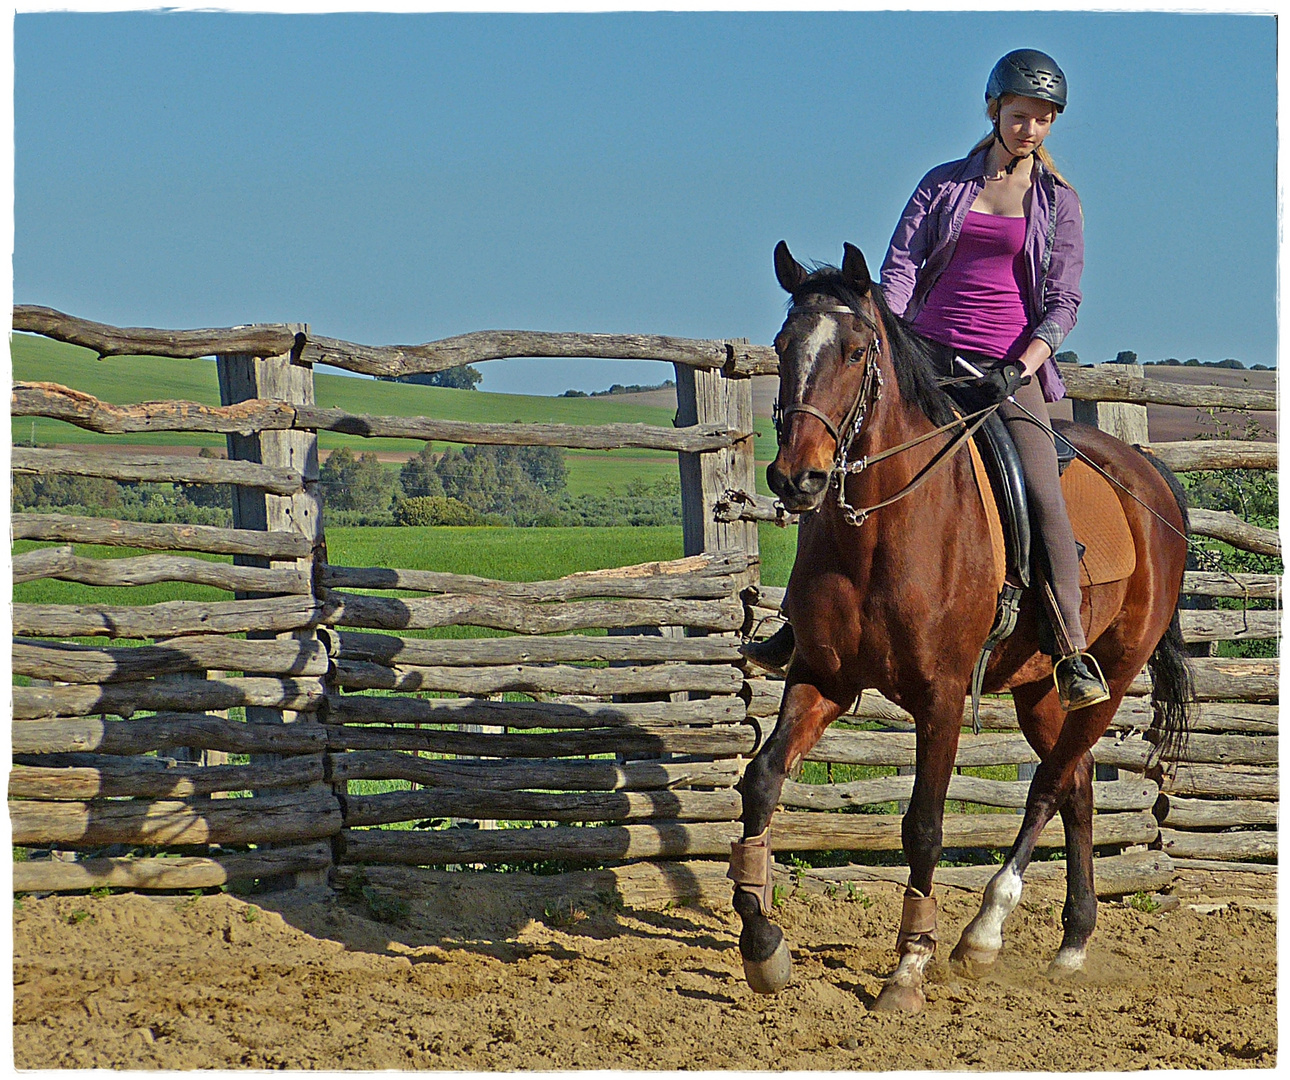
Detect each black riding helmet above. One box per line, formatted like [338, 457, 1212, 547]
[985, 49, 1067, 174]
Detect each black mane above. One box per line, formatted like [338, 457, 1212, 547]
[788, 266, 959, 428]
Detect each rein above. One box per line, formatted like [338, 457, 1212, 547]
[775, 304, 1001, 527]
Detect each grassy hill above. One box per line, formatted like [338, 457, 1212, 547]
[11, 334, 775, 495]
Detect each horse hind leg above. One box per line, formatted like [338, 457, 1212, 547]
[1049, 751, 1097, 977]
[731, 679, 846, 994]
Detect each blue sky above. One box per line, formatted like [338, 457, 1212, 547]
[14, 10, 1278, 395]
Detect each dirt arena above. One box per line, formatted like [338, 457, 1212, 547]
[14, 865, 1275, 1070]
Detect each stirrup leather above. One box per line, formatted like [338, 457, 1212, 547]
[728, 828, 776, 917]
[897, 886, 938, 951]
[1054, 651, 1111, 711]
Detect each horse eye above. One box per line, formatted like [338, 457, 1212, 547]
[849, 347, 867, 363]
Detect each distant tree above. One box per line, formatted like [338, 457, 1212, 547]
[320, 447, 394, 513]
[1053, 350, 1078, 365]
[379, 366, 483, 390]
[393, 495, 482, 526]
[398, 444, 445, 499]
[561, 389, 588, 397]
[1251, 363, 1271, 371]
[1216, 358, 1246, 369]
[1184, 358, 1202, 367]
[1113, 350, 1138, 365]
[1161, 357, 1181, 366]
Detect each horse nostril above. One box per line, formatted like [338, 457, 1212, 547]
[795, 470, 829, 496]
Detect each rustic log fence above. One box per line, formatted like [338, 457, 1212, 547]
[10, 309, 1278, 900]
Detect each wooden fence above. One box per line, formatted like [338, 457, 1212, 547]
[10, 307, 1279, 898]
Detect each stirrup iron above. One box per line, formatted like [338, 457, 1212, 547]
[1054, 652, 1111, 712]
[970, 583, 1023, 734]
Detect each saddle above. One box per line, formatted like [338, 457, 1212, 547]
[963, 415, 1136, 729]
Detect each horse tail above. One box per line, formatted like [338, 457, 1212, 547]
[1139, 452, 1195, 771]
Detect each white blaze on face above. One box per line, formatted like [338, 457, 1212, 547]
[784, 314, 838, 414]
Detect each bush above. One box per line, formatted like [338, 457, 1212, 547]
[380, 366, 482, 389]
[12, 473, 121, 512]
[393, 495, 483, 526]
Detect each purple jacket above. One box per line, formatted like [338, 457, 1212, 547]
[880, 146, 1084, 402]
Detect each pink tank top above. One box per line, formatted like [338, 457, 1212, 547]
[911, 210, 1030, 362]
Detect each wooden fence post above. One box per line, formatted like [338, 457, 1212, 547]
[674, 355, 759, 590]
[1071, 361, 1151, 781]
[217, 326, 330, 890]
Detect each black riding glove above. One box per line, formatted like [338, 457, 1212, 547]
[971, 363, 1030, 406]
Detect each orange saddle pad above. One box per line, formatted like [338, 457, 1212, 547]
[967, 444, 1136, 590]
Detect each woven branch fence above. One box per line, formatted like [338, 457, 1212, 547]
[9, 307, 1279, 901]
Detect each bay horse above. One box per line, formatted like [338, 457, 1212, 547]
[729, 241, 1192, 1013]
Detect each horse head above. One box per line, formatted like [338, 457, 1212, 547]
[767, 241, 885, 514]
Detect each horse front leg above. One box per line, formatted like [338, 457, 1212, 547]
[871, 690, 962, 1014]
[1050, 750, 1097, 977]
[731, 678, 847, 994]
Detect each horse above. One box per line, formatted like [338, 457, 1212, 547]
[727, 241, 1192, 1013]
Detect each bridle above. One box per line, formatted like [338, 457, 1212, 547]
[773, 301, 999, 527]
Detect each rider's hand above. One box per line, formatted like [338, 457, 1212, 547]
[974, 363, 1030, 405]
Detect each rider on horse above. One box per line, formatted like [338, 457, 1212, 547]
[746, 49, 1109, 712]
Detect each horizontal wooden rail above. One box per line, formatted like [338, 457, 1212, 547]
[1178, 609, 1280, 644]
[1128, 657, 1278, 701]
[745, 680, 1279, 733]
[318, 589, 743, 634]
[332, 659, 742, 697]
[344, 787, 744, 827]
[12, 512, 311, 558]
[295, 406, 744, 452]
[13, 305, 299, 359]
[12, 841, 334, 893]
[12, 382, 744, 453]
[10, 754, 324, 800]
[328, 753, 744, 792]
[15, 309, 1275, 407]
[14, 713, 329, 756]
[12, 446, 305, 495]
[1180, 571, 1280, 599]
[333, 629, 742, 667]
[12, 594, 319, 639]
[12, 636, 331, 684]
[339, 809, 1156, 865]
[1158, 828, 1275, 862]
[12, 546, 311, 594]
[12, 382, 296, 435]
[326, 724, 754, 759]
[779, 775, 1159, 812]
[1142, 441, 1277, 472]
[13, 676, 327, 721]
[324, 692, 744, 730]
[319, 550, 745, 601]
[1160, 795, 1278, 829]
[1187, 509, 1281, 557]
[10, 789, 340, 848]
[1165, 764, 1277, 798]
[301, 330, 731, 376]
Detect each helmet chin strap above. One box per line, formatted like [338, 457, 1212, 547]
[991, 118, 1031, 176]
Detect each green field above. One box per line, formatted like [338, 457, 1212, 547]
[12, 334, 778, 496]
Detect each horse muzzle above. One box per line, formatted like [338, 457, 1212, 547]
[767, 459, 830, 513]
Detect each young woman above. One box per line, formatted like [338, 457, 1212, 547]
[748, 48, 1109, 710]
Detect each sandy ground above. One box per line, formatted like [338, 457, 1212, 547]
[13, 866, 1275, 1070]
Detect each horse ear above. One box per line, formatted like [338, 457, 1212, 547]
[841, 243, 872, 295]
[774, 241, 809, 295]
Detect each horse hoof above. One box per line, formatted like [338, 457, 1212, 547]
[1046, 948, 1086, 980]
[742, 938, 793, 995]
[949, 940, 998, 975]
[870, 981, 925, 1014]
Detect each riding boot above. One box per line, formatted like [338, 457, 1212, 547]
[741, 622, 795, 677]
[1055, 653, 1111, 712]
